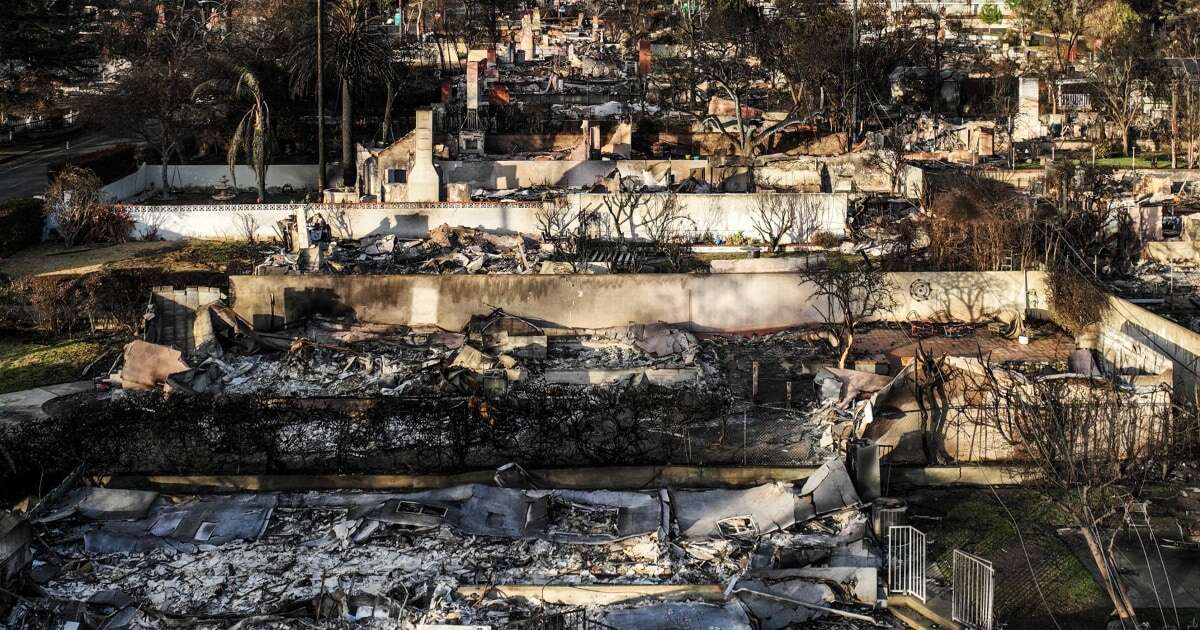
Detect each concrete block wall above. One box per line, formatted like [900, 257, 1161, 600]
[229, 271, 1038, 334]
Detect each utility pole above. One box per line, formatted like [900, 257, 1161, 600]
[317, 0, 327, 191]
[848, 0, 858, 153]
[1172, 82, 1179, 169]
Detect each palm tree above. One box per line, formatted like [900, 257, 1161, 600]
[196, 65, 272, 203]
[287, 0, 397, 188]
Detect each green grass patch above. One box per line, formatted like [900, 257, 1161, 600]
[0, 337, 106, 394]
[1091, 155, 1168, 169]
[921, 489, 1111, 629]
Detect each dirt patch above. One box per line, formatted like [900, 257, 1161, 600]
[0, 241, 181, 278]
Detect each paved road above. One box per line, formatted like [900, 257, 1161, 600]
[0, 129, 137, 202]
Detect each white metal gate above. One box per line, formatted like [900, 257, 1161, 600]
[952, 550, 995, 630]
[888, 525, 926, 602]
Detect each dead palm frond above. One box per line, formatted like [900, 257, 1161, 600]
[196, 65, 272, 202]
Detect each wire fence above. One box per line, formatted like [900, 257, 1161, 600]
[0, 385, 825, 497]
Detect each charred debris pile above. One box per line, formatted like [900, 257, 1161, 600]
[8, 460, 895, 629]
[258, 222, 691, 275]
[3, 307, 852, 485]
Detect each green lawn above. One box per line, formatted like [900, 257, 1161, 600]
[916, 488, 1112, 629]
[0, 337, 107, 394]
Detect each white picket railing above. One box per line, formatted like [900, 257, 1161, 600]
[888, 525, 927, 602]
[952, 549, 995, 630]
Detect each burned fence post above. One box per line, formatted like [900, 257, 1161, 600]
[751, 361, 760, 403]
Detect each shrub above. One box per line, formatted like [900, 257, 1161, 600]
[809, 231, 843, 249]
[0, 277, 36, 331]
[82, 204, 133, 244]
[1046, 269, 1112, 334]
[0, 198, 44, 257]
[979, 2, 1003, 24]
[26, 268, 229, 336]
[45, 165, 104, 247]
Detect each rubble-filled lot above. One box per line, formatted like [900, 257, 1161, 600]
[11, 460, 893, 629]
[257, 222, 693, 276]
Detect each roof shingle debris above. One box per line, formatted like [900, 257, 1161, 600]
[8, 459, 899, 629]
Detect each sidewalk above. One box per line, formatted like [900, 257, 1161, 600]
[0, 380, 93, 424]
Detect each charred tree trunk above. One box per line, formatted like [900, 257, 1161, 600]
[341, 77, 354, 187]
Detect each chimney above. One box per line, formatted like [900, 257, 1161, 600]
[638, 40, 651, 76]
[406, 108, 440, 202]
[466, 61, 480, 111]
[520, 14, 536, 61]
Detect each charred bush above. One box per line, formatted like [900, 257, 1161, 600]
[0, 198, 44, 257]
[0, 384, 753, 497]
[22, 268, 229, 335]
[1046, 268, 1113, 335]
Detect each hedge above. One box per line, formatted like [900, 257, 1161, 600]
[0, 198, 44, 257]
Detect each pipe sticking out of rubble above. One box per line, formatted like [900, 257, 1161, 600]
[729, 588, 880, 625]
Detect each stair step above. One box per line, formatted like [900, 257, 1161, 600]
[888, 595, 958, 629]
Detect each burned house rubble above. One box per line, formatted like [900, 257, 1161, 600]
[7, 460, 894, 630]
[257, 219, 701, 276]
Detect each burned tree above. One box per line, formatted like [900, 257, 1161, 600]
[600, 189, 649, 239]
[535, 197, 602, 271]
[922, 173, 1036, 271]
[750, 194, 824, 253]
[637, 192, 696, 271]
[954, 360, 1178, 628]
[750, 194, 796, 254]
[799, 259, 898, 368]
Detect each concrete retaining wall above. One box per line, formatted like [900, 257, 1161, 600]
[1143, 240, 1200, 263]
[1098, 296, 1200, 405]
[99, 465, 1033, 493]
[229, 271, 1037, 333]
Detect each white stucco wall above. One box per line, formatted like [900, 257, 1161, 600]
[125, 203, 543, 241]
[438, 159, 708, 190]
[567, 192, 848, 242]
[101, 164, 330, 202]
[120, 192, 848, 243]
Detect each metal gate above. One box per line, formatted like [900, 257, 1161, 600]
[952, 550, 995, 630]
[888, 525, 926, 601]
